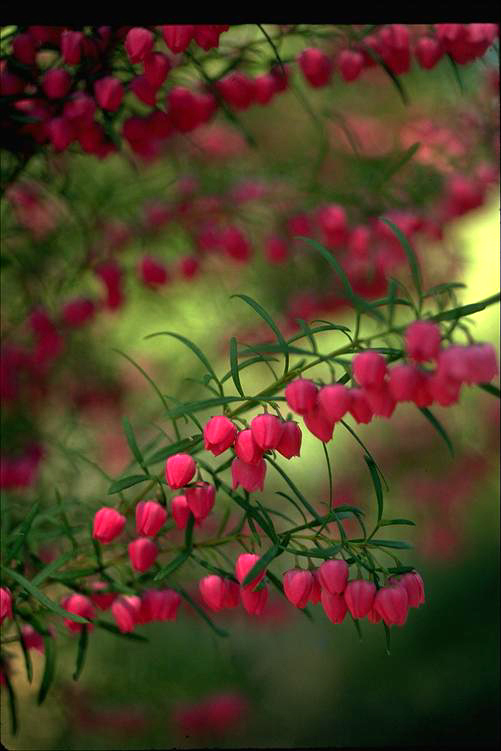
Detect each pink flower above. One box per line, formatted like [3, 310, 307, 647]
[89, 582, 116, 611]
[363, 383, 396, 419]
[235, 553, 266, 590]
[204, 416, 237, 456]
[321, 590, 348, 624]
[231, 457, 266, 493]
[276, 421, 302, 459]
[139, 256, 169, 288]
[161, 25, 194, 54]
[234, 429, 263, 465]
[318, 384, 351, 423]
[318, 559, 349, 595]
[398, 571, 425, 608]
[128, 538, 158, 572]
[42, 69, 71, 99]
[374, 585, 409, 626]
[222, 579, 240, 608]
[388, 364, 420, 402]
[135, 500, 167, 536]
[21, 624, 45, 653]
[415, 36, 444, 69]
[309, 569, 322, 604]
[285, 379, 318, 415]
[61, 298, 95, 328]
[0, 587, 13, 624]
[405, 321, 442, 362]
[241, 585, 268, 615]
[338, 49, 364, 81]
[125, 27, 154, 63]
[111, 595, 141, 633]
[343, 579, 376, 618]
[283, 569, 314, 608]
[185, 482, 215, 522]
[165, 453, 196, 489]
[171, 495, 192, 529]
[298, 48, 333, 87]
[92, 507, 126, 544]
[353, 351, 387, 388]
[140, 589, 181, 622]
[61, 594, 95, 633]
[220, 225, 252, 262]
[95, 76, 124, 112]
[348, 388, 373, 424]
[143, 52, 171, 88]
[217, 72, 256, 110]
[303, 405, 334, 442]
[61, 30, 83, 65]
[199, 575, 227, 612]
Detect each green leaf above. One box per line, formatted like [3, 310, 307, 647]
[31, 551, 75, 587]
[383, 621, 391, 656]
[37, 634, 56, 704]
[368, 539, 413, 550]
[73, 625, 89, 681]
[165, 396, 243, 419]
[418, 407, 454, 456]
[360, 40, 409, 104]
[430, 293, 500, 322]
[229, 336, 244, 397]
[275, 491, 308, 525]
[108, 474, 150, 494]
[122, 417, 146, 470]
[184, 512, 195, 552]
[266, 457, 322, 522]
[15, 618, 33, 683]
[95, 620, 148, 642]
[146, 436, 202, 465]
[1, 566, 89, 623]
[178, 588, 229, 638]
[446, 53, 464, 94]
[241, 544, 281, 588]
[381, 142, 420, 182]
[144, 330, 220, 388]
[220, 354, 280, 384]
[364, 455, 384, 523]
[112, 348, 169, 410]
[387, 565, 415, 575]
[6, 501, 41, 564]
[154, 550, 190, 582]
[379, 518, 416, 527]
[380, 218, 422, 300]
[232, 293, 290, 376]
[477, 382, 501, 399]
[288, 545, 343, 559]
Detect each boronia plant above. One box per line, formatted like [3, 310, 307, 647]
[0, 226, 499, 735]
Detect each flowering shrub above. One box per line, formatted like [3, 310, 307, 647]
[0, 22, 499, 742]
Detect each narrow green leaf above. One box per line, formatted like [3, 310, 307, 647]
[144, 330, 220, 387]
[220, 354, 280, 384]
[287, 545, 342, 559]
[267, 457, 322, 522]
[368, 539, 413, 550]
[447, 53, 464, 94]
[154, 550, 190, 582]
[108, 474, 150, 494]
[379, 518, 416, 527]
[37, 634, 56, 704]
[275, 491, 308, 525]
[15, 618, 33, 683]
[184, 513, 195, 552]
[231, 293, 289, 376]
[146, 436, 202, 465]
[418, 407, 454, 456]
[387, 565, 415, 575]
[381, 218, 422, 300]
[122, 417, 146, 470]
[1, 566, 89, 623]
[6, 502, 41, 564]
[178, 588, 229, 638]
[229, 336, 244, 397]
[383, 621, 391, 656]
[364, 455, 384, 523]
[73, 625, 89, 681]
[477, 382, 500, 399]
[4, 669, 18, 734]
[424, 282, 466, 298]
[31, 551, 75, 587]
[95, 620, 148, 642]
[241, 544, 281, 588]
[381, 142, 420, 182]
[112, 348, 169, 410]
[430, 293, 500, 322]
[165, 396, 242, 419]
[351, 615, 363, 642]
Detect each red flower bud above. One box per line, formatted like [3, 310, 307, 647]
[42, 69, 72, 99]
[204, 416, 237, 456]
[378, 24, 411, 74]
[161, 25, 194, 54]
[353, 351, 387, 388]
[89, 582, 116, 611]
[388, 364, 420, 402]
[464, 344, 499, 384]
[303, 405, 334, 443]
[12, 33, 37, 65]
[318, 384, 351, 423]
[140, 589, 181, 622]
[321, 590, 348, 624]
[63, 94, 96, 127]
[220, 225, 252, 262]
[250, 414, 284, 450]
[47, 117, 74, 151]
[130, 75, 158, 106]
[95, 76, 124, 112]
[171, 494, 192, 529]
[265, 234, 289, 264]
[136, 500, 167, 536]
[185, 482, 216, 522]
[0, 588, 13, 624]
[241, 585, 268, 615]
[111, 595, 141, 633]
[21, 624, 45, 653]
[167, 86, 206, 132]
[235, 553, 266, 590]
[415, 36, 444, 69]
[223, 579, 240, 608]
[231, 457, 266, 493]
[338, 49, 364, 82]
[318, 204, 348, 248]
[348, 388, 373, 424]
[343, 579, 376, 619]
[165, 453, 196, 489]
[318, 559, 349, 595]
[192, 25, 229, 51]
[283, 569, 314, 608]
[179, 256, 200, 278]
[0, 70, 25, 96]
[199, 575, 227, 612]
[285, 378, 318, 415]
[374, 584, 409, 626]
[217, 72, 256, 110]
[61, 594, 95, 633]
[92, 507, 126, 544]
[143, 52, 171, 88]
[61, 30, 83, 65]
[398, 571, 425, 608]
[125, 27, 154, 63]
[298, 48, 333, 87]
[61, 298, 95, 327]
[405, 320, 442, 362]
[254, 73, 278, 105]
[363, 383, 396, 418]
[139, 256, 169, 287]
[128, 537, 158, 572]
[234, 429, 263, 465]
[276, 421, 302, 459]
